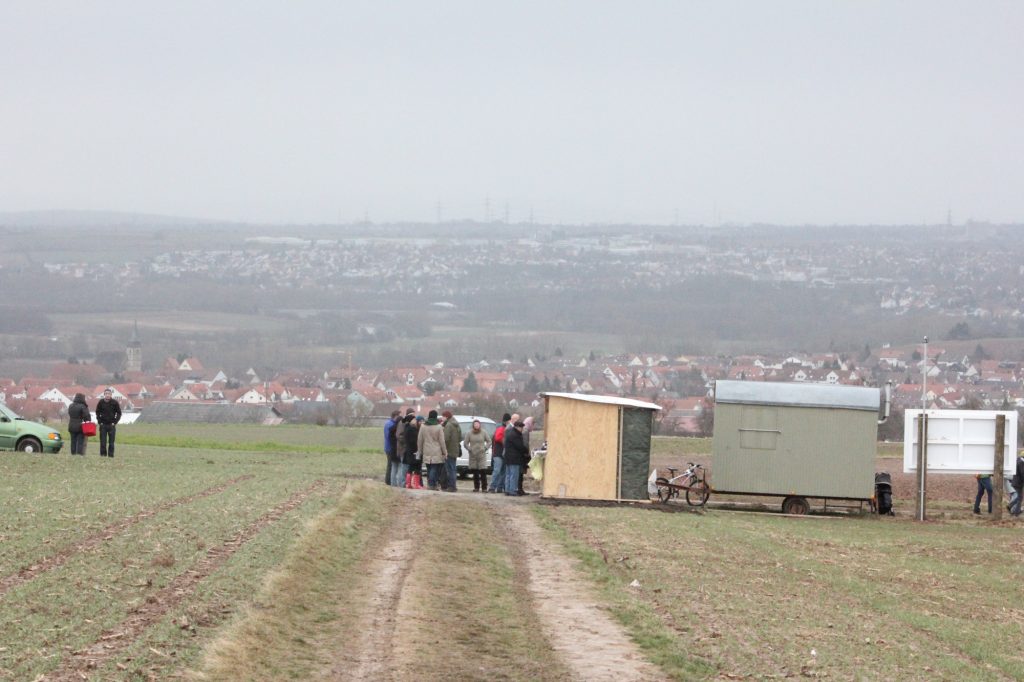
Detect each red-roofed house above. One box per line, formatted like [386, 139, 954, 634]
[285, 387, 327, 402]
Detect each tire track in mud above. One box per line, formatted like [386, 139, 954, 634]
[46, 479, 327, 682]
[497, 503, 661, 682]
[329, 494, 419, 681]
[0, 474, 255, 599]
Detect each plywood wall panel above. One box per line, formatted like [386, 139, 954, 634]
[542, 397, 620, 499]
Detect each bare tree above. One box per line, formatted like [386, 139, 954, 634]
[327, 394, 374, 426]
[697, 399, 715, 438]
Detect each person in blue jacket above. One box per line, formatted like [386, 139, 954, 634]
[383, 410, 399, 485]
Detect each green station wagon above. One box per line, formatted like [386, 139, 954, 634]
[0, 403, 63, 453]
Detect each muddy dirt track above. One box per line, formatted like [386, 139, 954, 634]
[332, 489, 659, 681]
[332, 496, 420, 680]
[499, 503, 660, 681]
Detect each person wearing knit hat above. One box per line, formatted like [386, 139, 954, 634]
[418, 409, 448, 490]
[441, 410, 462, 492]
[503, 419, 529, 496]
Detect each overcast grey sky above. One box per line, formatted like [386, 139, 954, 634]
[2, 1, 1022, 226]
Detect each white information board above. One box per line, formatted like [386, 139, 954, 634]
[903, 409, 1018, 475]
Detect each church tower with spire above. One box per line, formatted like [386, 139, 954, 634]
[125, 320, 142, 373]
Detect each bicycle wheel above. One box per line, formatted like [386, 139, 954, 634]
[686, 478, 710, 506]
[655, 477, 675, 503]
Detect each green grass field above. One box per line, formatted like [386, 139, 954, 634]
[2, 427, 1021, 680]
[115, 423, 381, 453]
[535, 503, 1024, 680]
[51, 311, 296, 335]
[0, 440, 381, 680]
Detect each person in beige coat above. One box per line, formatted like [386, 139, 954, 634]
[463, 420, 491, 492]
[417, 410, 448, 490]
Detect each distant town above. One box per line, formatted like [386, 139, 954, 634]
[2, 339, 1020, 442]
[3, 222, 1024, 442]
[30, 226, 1024, 326]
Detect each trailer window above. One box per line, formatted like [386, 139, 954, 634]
[739, 406, 779, 450]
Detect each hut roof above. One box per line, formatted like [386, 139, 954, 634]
[541, 392, 662, 411]
[715, 380, 879, 412]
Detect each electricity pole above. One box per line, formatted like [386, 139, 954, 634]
[921, 336, 928, 410]
[917, 335, 929, 521]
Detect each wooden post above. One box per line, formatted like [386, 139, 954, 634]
[993, 414, 1006, 521]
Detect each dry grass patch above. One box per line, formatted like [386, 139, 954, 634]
[150, 550, 176, 568]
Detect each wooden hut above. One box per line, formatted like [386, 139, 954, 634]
[540, 392, 662, 501]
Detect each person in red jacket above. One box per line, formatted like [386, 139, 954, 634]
[487, 413, 511, 493]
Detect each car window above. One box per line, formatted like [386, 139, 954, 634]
[0, 404, 18, 420]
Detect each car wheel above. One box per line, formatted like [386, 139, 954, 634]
[17, 438, 42, 453]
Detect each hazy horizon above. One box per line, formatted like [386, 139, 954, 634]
[3, 1, 1022, 226]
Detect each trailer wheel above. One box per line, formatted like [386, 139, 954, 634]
[782, 496, 810, 515]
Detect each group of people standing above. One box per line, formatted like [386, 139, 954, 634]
[382, 410, 533, 495]
[66, 389, 122, 457]
[383, 408, 457, 491]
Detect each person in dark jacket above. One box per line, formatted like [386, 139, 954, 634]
[384, 410, 400, 485]
[1010, 454, 1024, 516]
[503, 420, 529, 496]
[487, 413, 511, 493]
[442, 410, 462, 492]
[404, 414, 423, 488]
[67, 393, 91, 456]
[95, 388, 122, 457]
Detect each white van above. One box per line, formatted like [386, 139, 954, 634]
[453, 415, 498, 477]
